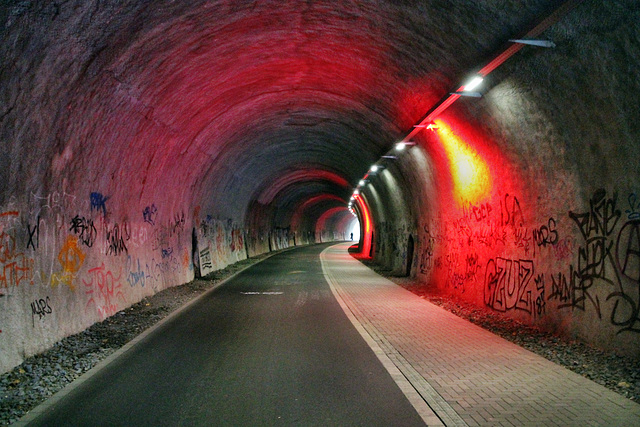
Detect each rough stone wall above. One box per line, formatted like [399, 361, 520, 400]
[1, 0, 636, 374]
[368, 0, 640, 357]
[195, 216, 247, 277]
[0, 194, 197, 373]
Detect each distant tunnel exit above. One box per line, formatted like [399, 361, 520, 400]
[347, 218, 360, 242]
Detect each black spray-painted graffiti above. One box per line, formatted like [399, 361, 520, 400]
[551, 189, 640, 334]
[500, 193, 531, 252]
[533, 274, 546, 317]
[532, 218, 559, 250]
[611, 219, 640, 333]
[465, 253, 481, 283]
[149, 211, 186, 251]
[31, 296, 52, 326]
[199, 247, 213, 270]
[548, 266, 601, 317]
[419, 224, 437, 274]
[200, 215, 213, 237]
[69, 215, 97, 247]
[484, 257, 536, 315]
[418, 188, 638, 335]
[552, 189, 621, 317]
[170, 211, 186, 237]
[26, 216, 40, 250]
[161, 247, 174, 259]
[463, 202, 492, 223]
[104, 222, 129, 256]
[448, 194, 530, 253]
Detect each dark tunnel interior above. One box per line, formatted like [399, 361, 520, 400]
[1, 0, 639, 373]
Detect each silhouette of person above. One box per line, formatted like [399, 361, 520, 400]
[350, 232, 353, 240]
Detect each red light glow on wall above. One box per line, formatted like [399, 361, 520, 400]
[315, 206, 348, 238]
[258, 169, 350, 204]
[353, 194, 373, 259]
[290, 194, 345, 229]
[433, 119, 492, 207]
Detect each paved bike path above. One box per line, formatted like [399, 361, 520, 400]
[23, 243, 426, 426]
[321, 242, 640, 426]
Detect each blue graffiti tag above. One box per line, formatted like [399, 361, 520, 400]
[90, 192, 109, 216]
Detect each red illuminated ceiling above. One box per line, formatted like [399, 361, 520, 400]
[315, 206, 349, 235]
[290, 194, 346, 229]
[258, 169, 349, 204]
[7, 1, 579, 243]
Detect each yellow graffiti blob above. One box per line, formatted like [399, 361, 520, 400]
[51, 235, 85, 291]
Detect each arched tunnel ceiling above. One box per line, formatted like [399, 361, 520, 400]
[4, 0, 640, 375]
[2, 0, 560, 225]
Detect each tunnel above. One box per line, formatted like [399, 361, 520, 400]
[0, 0, 639, 376]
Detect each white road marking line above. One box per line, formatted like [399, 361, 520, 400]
[240, 291, 283, 295]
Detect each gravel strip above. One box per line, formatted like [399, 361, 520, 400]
[362, 262, 640, 404]
[0, 253, 275, 426]
[2, 249, 637, 425]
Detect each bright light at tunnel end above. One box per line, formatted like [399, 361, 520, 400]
[347, 218, 360, 240]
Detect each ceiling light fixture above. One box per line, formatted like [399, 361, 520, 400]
[395, 141, 417, 151]
[509, 38, 556, 48]
[463, 76, 483, 91]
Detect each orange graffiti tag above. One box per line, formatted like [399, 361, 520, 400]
[51, 236, 85, 291]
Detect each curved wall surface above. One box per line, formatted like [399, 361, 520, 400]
[1, 0, 638, 373]
[363, 1, 640, 357]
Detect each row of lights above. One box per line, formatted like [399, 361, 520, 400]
[348, 32, 560, 212]
[348, 73, 486, 213]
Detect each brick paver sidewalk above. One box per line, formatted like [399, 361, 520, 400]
[320, 243, 640, 427]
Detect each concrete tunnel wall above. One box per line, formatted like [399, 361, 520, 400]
[0, 0, 638, 373]
[360, 1, 640, 357]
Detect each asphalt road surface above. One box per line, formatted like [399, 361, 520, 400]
[28, 243, 425, 426]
